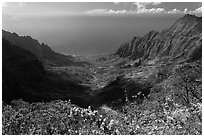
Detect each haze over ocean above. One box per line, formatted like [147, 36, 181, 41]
[2, 2, 202, 56]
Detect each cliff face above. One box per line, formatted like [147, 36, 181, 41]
[2, 30, 90, 67]
[2, 39, 46, 102]
[115, 14, 202, 63]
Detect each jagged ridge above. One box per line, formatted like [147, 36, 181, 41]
[115, 14, 202, 63]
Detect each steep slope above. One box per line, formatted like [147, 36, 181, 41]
[2, 39, 93, 107]
[94, 14, 202, 108]
[115, 14, 202, 63]
[2, 38, 46, 102]
[2, 30, 90, 67]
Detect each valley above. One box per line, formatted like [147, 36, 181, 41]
[2, 14, 202, 135]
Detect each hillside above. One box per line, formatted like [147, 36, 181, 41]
[2, 39, 93, 107]
[2, 14, 202, 135]
[115, 14, 202, 63]
[93, 14, 202, 107]
[2, 30, 90, 67]
[2, 39, 46, 102]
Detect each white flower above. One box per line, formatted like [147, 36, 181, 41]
[138, 92, 142, 95]
[88, 106, 91, 110]
[109, 119, 115, 127]
[115, 129, 120, 134]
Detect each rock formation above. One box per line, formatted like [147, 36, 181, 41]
[116, 14, 202, 63]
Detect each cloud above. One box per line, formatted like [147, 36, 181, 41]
[167, 6, 202, 15]
[2, 2, 26, 8]
[184, 8, 188, 13]
[86, 9, 110, 14]
[3, 2, 201, 17]
[132, 2, 201, 15]
[167, 8, 182, 14]
[85, 6, 202, 15]
[134, 2, 146, 10]
[85, 2, 164, 15]
[86, 9, 128, 14]
[2, 2, 8, 7]
[85, 8, 166, 15]
[113, 2, 120, 4]
[132, 2, 165, 14]
[151, 2, 162, 5]
[185, 6, 202, 16]
[133, 2, 162, 7]
[190, 6, 202, 14]
[18, 2, 26, 7]
[43, 6, 202, 16]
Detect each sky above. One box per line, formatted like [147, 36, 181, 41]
[2, 2, 202, 56]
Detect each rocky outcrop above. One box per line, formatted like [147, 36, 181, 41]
[2, 30, 90, 67]
[115, 14, 202, 63]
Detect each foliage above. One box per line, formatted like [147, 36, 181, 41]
[171, 62, 202, 105]
[2, 98, 202, 135]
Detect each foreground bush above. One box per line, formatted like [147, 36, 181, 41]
[2, 98, 202, 135]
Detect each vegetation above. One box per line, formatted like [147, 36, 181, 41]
[2, 14, 202, 135]
[2, 57, 202, 135]
[2, 97, 201, 135]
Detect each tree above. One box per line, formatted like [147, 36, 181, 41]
[172, 63, 201, 106]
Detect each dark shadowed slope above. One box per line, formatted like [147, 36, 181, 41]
[2, 39, 93, 107]
[2, 39, 46, 102]
[2, 30, 90, 67]
[115, 14, 202, 63]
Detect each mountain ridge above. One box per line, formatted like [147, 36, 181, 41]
[115, 14, 202, 63]
[2, 38, 93, 107]
[2, 30, 90, 67]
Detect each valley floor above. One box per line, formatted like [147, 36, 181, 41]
[2, 56, 202, 135]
